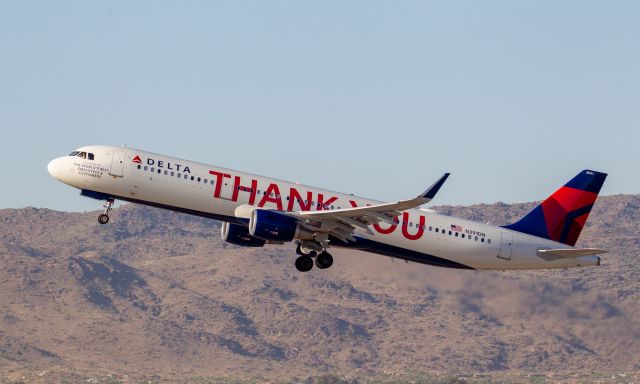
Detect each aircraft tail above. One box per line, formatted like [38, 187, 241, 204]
[504, 170, 607, 246]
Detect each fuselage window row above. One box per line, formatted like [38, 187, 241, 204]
[137, 163, 214, 185]
[421, 224, 491, 244]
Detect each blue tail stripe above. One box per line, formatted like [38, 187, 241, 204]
[565, 170, 607, 193]
[504, 205, 549, 240]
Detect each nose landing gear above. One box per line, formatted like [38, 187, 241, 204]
[97, 198, 115, 225]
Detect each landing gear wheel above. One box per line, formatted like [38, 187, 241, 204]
[295, 255, 314, 272]
[98, 197, 115, 225]
[315, 252, 333, 269]
[98, 214, 110, 225]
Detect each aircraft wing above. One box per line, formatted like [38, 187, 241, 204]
[291, 173, 450, 243]
[537, 248, 607, 259]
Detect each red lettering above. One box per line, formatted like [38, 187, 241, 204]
[232, 176, 258, 205]
[208, 170, 231, 198]
[373, 222, 397, 235]
[258, 183, 283, 210]
[401, 212, 425, 240]
[287, 188, 312, 211]
[348, 200, 398, 235]
[317, 194, 338, 210]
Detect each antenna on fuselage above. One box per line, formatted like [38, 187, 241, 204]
[121, 142, 127, 148]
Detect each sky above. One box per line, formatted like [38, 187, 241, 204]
[0, 1, 638, 212]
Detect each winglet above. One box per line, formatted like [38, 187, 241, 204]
[421, 173, 450, 200]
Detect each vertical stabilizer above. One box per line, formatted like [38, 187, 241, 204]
[504, 170, 607, 246]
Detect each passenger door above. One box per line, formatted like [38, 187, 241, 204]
[109, 150, 126, 177]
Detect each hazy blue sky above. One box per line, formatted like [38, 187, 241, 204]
[1, 1, 638, 212]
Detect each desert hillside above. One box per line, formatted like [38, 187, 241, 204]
[1, 195, 639, 381]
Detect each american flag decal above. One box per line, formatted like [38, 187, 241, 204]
[451, 224, 463, 232]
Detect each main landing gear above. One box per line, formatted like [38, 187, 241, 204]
[97, 198, 115, 225]
[294, 242, 334, 272]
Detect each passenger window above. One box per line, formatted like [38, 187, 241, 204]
[455, 232, 459, 237]
[211, 180, 215, 185]
[157, 169, 161, 174]
[177, 173, 181, 178]
[462, 234, 465, 238]
[137, 164, 141, 170]
[204, 179, 207, 183]
[435, 228, 439, 233]
[190, 176, 194, 181]
[164, 170, 168, 175]
[429, 226, 432, 231]
[171, 172, 175, 176]
[481, 238, 485, 243]
[184, 175, 188, 179]
[197, 177, 201, 182]
[487, 239, 491, 244]
[144, 166, 148, 171]
[150, 167, 154, 172]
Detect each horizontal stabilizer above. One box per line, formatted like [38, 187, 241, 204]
[537, 248, 607, 259]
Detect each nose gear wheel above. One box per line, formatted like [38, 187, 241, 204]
[98, 198, 115, 225]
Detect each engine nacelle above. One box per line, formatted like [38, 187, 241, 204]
[249, 209, 313, 242]
[221, 222, 266, 247]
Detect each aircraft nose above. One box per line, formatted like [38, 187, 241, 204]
[47, 158, 62, 178]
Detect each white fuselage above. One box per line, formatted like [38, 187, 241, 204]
[47, 145, 600, 270]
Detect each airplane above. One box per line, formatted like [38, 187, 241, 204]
[47, 145, 608, 272]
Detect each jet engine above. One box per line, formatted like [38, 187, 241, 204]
[249, 209, 313, 242]
[221, 222, 266, 247]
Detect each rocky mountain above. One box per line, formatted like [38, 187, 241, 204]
[0, 195, 639, 381]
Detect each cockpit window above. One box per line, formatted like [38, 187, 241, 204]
[68, 151, 94, 160]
